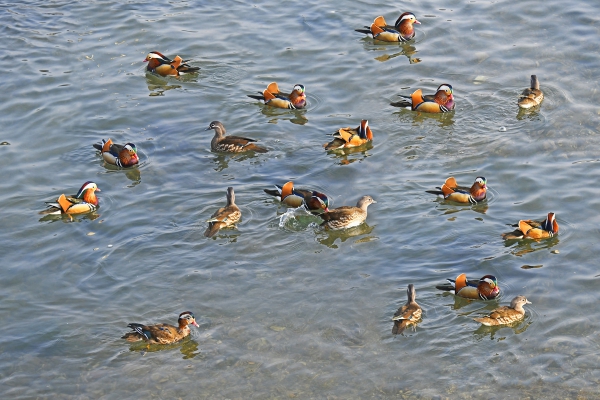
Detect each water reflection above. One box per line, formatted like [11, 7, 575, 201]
[38, 211, 100, 223]
[503, 235, 560, 256]
[437, 201, 489, 215]
[516, 107, 543, 121]
[393, 109, 455, 128]
[211, 153, 262, 172]
[127, 337, 201, 359]
[473, 318, 532, 340]
[316, 223, 376, 248]
[325, 143, 373, 165]
[255, 105, 308, 125]
[362, 40, 421, 64]
[144, 73, 182, 96]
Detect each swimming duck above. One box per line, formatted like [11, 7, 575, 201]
[144, 51, 200, 77]
[435, 273, 500, 300]
[122, 311, 199, 344]
[263, 181, 330, 212]
[427, 176, 487, 204]
[473, 296, 531, 326]
[518, 75, 543, 109]
[93, 138, 139, 168]
[501, 212, 559, 240]
[205, 121, 268, 153]
[390, 84, 455, 113]
[324, 120, 373, 150]
[356, 13, 420, 42]
[392, 284, 422, 334]
[39, 181, 100, 215]
[319, 195, 376, 230]
[247, 82, 307, 109]
[204, 187, 242, 237]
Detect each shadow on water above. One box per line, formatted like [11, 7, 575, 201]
[358, 34, 422, 64]
[503, 235, 560, 256]
[126, 337, 201, 359]
[253, 103, 309, 126]
[324, 142, 373, 166]
[315, 223, 376, 248]
[210, 152, 265, 172]
[38, 211, 101, 223]
[392, 108, 455, 128]
[473, 318, 533, 341]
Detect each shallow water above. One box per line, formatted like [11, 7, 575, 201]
[1, 0, 600, 398]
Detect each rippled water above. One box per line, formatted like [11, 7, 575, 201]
[1, 0, 600, 398]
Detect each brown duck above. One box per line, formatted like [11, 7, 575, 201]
[319, 195, 376, 230]
[122, 311, 199, 344]
[392, 284, 422, 334]
[518, 75, 543, 109]
[205, 121, 268, 153]
[204, 187, 242, 237]
[473, 295, 531, 326]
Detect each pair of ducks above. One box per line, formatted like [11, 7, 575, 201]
[393, 283, 531, 334]
[204, 185, 376, 237]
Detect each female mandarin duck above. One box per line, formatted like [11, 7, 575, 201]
[474, 296, 531, 326]
[324, 120, 373, 150]
[144, 51, 200, 77]
[247, 82, 306, 110]
[204, 187, 242, 237]
[263, 181, 330, 212]
[427, 176, 487, 204]
[356, 13, 420, 42]
[93, 138, 139, 168]
[518, 75, 544, 109]
[435, 273, 500, 300]
[205, 121, 268, 153]
[40, 181, 100, 215]
[392, 284, 422, 334]
[390, 84, 455, 113]
[122, 311, 199, 344]
[502, 212, 559, 240]
[319, 195, 376, 230]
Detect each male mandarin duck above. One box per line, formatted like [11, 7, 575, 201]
[518, 75, 544, 109]
[392, 284, 422, 334]
[324, 120, 373, 150]
[356, 13, 420, 42]
[502, 212, 559, 240]
[318, 195, 376, 230]
[390, 84, 455, 113]
[205, 121, 268, 153]
[39, 181, 100, 215]
[435, 273, 500, 300]
[427, 176, 487, 204]
[247, 82, 306, 110]
[263, 181, 330, 212]
[93, 138, 139, 168]
[122, 311, 199, 344]
[144, 51, 200, 77]
[204, 187, 242, 237]
[473, 296, 531, 326]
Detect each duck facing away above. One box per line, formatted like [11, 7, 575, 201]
[40, 181, 100, 215]
[356, 13, 420, 42]
[502, 212, 558, 240]
[391, 84, 455, 113]
[319, 195, 376, 230]
[205, 121, 268, 153]
[324, 120, 373, 150]
[263, 181, 330, 212]
[93, 138, 139, 167]
[122, 311, 199, 344]
[247, 82, 307, 109]
[427, 176, 487, 204]
[435, 273, 500, 300]
[204, 187, 242, 237]
[473, 296, 531, 326]
[518, 75, 543, 109]
[144, 51, 200, 77]
[392, 284, 422, 334]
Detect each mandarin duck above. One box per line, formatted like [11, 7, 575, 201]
[319, 195, 376, 230]
[122, 311, 199, 345]
[473, 296, 531, 326]
[263, 181, 329, 212]
[427, 176, 487, 204]
[392, 284, 422, 334]
[501, 212, 559, 240]
[435, 273, 500, 300]
[324, 120, 373, 150]
[93, 138, 139, 168]
[205, 121, 268, 153]
[356, 13, 420, 42]
[204, 187, 242, 237]
[247, 82, 306, 110]
[39, 181, 100, 215]
[518, 75, 544, 109]
[390, 84, 455, 113]
[144, 51, 200, 77]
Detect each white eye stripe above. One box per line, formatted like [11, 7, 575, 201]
[400, 14, 415, 21]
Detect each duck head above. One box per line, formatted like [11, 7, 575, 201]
[178, 311, 200, 329]
[394, 12, 420, 36]
[76, 181, 100, 205]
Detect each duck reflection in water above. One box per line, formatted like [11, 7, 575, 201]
[393, 108, 455, 128]
[258, 105, 308, 126]
[127, 336, 201, 359]
[326, 143, 373, 166]
[144, 73, 183, 96]
[316, 223, 376, 248]
[211, 153, 260, 172]
[372, 43, 421, 64]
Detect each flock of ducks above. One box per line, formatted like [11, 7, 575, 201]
[38, 10, 549, 345]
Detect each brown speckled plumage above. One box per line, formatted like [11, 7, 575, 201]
[474, 296, 531, 326]
[392, 284, 422, 334]
[319, 195, 376, 230]
[204, 187, 242, 237]
[518, 75, 544, 109]
[122, 311, 199, 344]
[205, 121, 268, 153]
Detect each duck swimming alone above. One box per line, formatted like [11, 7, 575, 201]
[319, 195, 376, 230]
[144, 51, 200, 77]
[392, 284, 422, 334]
[356, 13, 420, 42]
[473, 296, 531, 326]
[122, 311, 199, 344]
[391, 84, 455, 113]
[93, 138, 139, 168]
[39, 181, 100, 215]
[247, 82, 306, 109]
[518, 75, 543, 109]
[205, 121, 268, 153]
[204, 187, 242, 237]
